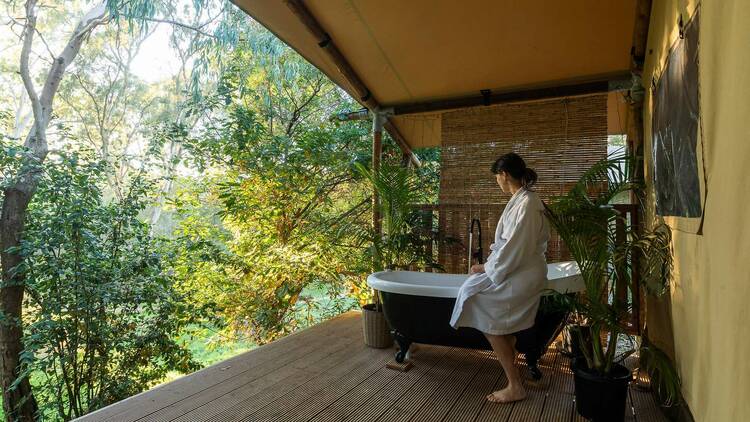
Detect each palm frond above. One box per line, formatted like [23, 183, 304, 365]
[545, 154, 674, 376]
[640, 341, 682, 407]
[352, 162, 436, 270]
[566, 152, 641, 206]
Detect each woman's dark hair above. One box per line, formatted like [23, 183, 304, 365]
[491, 152, 538, 189]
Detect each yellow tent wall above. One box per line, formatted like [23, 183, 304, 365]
[643, 1, 750, 420]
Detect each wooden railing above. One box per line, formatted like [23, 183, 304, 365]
[414, 203, 571, 273]
[414, 204, 439, 272]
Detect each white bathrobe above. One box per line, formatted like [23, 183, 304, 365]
[449, 188, 550, 335]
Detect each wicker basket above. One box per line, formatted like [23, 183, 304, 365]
[361, 303, 393, 348]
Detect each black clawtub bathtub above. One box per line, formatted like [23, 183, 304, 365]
[366, 261, 584, 379]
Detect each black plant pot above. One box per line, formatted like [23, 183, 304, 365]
[573, 361, 632, 422]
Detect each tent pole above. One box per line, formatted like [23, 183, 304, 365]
[331, 108, 422, 168]
[372, 111, 384, 237]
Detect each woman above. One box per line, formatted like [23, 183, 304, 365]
[449, 152, 550, 404]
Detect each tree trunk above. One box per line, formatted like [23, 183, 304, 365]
[149, 141, 182, 233]
[0, 188, 38, 421]
[0, 1, 107, 418]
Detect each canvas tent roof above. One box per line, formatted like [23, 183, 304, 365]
[232, 0, 638, 148]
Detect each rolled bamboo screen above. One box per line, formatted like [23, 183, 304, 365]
[438, 94, 608, 273]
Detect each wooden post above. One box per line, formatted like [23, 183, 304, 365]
[372, 112, 384, 237]
[331, 109, 421, 168]
[628, 0, 651, 202]
[371, 112, 384, 310]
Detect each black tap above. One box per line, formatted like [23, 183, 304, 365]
[469, 218, 484, 264]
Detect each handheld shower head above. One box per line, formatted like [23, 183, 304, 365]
[467, 218, 484, 273]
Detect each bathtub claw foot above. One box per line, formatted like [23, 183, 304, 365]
[528, 365, 543, 381]
[392, 331, 412, 363]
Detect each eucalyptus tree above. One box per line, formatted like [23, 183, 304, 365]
[55, 24, 157, 197]
[166, 32, 386, 343]
[147, 3, 239, 231]
[1, 4, 110, 418]
[0, 1, 244, 419]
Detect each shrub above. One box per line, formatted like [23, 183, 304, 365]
[16, 151, 208, 419]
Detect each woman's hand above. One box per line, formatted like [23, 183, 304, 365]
[470, 264, 485, 274]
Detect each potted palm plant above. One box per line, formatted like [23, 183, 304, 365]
[545, 154, 678, 422]
[353, 162, 440, 348]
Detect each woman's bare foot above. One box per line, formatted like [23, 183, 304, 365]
[486, 385, 527, 403]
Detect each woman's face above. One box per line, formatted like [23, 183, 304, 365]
[495, 171, 510, 193]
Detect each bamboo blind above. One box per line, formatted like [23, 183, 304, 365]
[438, 94, 608, 273]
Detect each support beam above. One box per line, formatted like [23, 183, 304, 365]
[285, 0, 375, 109]
[387, 75, 631, 116]
[331, 109, 422, 168]
[383, 120, 421, 167]
[630, 0, 653, 75]
[284, 0, 420, 166]
[331, 108, 369, 122]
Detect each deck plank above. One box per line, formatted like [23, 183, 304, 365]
[219, 338, 397, 421]
[440, 350, 503, 422]
[627, 388, 638, 422]
[631, 386, 665, 422]
[373, 348, 466, 422]
[144, 322, 363, 421]
[540, 392, 575, 422]
[473, 369, 513, 422]
[339, 347, 457, 422]
[269, 348, 398, 422]
[170, 324, 367, 421]
[77, 312, 358, 421]
[407, 349, 490, 422]
[306, 345, 449, 422]
[74, 312, 670, 422]
[551, 351, 575, 395]
[507, 384, 547, 422]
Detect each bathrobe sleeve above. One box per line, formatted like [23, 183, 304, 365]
[483, 198, 544, 285]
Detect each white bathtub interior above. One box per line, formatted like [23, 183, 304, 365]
[367, 261, 584, 298]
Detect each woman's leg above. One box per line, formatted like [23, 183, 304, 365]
[484, 333, 527, 403]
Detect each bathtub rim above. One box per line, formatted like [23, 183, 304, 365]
[367, 261, 584, 298]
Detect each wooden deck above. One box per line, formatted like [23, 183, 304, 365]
[76, 311, 667, 421]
